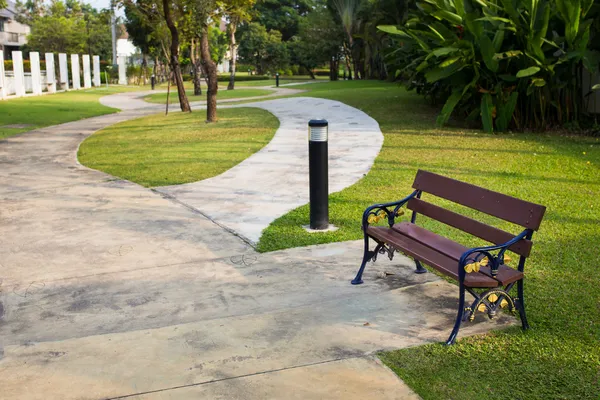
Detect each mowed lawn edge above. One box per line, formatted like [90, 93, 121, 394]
[143, 88, 275, 104]
[78, 107, 279, 188]
[0, 87, 144, 140]
[255, 80, 600, 399]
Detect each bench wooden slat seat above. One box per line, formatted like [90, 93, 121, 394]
[367, 226, 501, 288]
[351, 170, 546, 345]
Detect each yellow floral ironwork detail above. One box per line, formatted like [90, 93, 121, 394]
[477, 303, 487, 313]
[464, 257, 489, 273]
[488, 294, 499, 303]
[367, 210, 389, 224]
[396, 209, 405, 217]
[500, 299, 509, 308]
[503, 255, 512, 263]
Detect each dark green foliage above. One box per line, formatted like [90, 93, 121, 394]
[381, 0, 600, 132]
[17, 0, 115, 60]
[251, 0, 314, 41]
[237, 22, 289, 74]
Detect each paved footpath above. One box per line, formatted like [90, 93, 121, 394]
[0, 91, 513, 399]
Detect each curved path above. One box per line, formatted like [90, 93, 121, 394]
[99, 86, 306, 111]
[156, 96, 383, 244]
[0, 90, 513, 400]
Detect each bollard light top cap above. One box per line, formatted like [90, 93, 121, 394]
[308, 119, 328, 128]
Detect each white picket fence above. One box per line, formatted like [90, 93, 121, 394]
[0, 51, 103, 100]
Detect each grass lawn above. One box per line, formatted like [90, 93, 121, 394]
[256, 80, 600, 399]
[78, 107, 279, 187]
[0, 86, 143, 140]
[143, 88, 274, 104]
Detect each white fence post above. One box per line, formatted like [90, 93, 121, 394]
[59, 53, 69, 90]
[45, 53, 56, 94]
[71, 54, 81, 89]
[30, 52, 42, 95]
[93, 56, 101, 87]
[118, 55, 127, 85]
[83, 54, 92, 88]
[12, 51, 25, 97]
[0, 52, 5, 100]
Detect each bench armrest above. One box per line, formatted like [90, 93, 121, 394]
[458, 229, 533, 280]
[362, 190, 420, 231]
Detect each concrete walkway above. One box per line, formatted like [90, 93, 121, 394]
[156, 97, 383, 244]
[0, 91, 515, 399]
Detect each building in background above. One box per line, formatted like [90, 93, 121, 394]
[0, 0, 29, 60]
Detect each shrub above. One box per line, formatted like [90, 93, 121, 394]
[381, 0, 600, 132]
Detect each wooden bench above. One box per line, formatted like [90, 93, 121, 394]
[351, 170, 546, 345]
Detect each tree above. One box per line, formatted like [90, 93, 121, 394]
[17, 0, 114, 58]
[251, 0, 313, 41]
[238, 22, 288, 75]
[190, 0, 219, 122]
[219, 0, 255, 90]
[329, 0, 360, 79]
[162, 0, 191, 112]
[124, 0, 166, 83]
[289, 3, 343, 79]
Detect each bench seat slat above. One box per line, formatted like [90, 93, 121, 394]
[390, 222, 524, 286]
[367, 226, 500, 288]
[412, 170, 546, 231]
[392, 221, 469, 261]
[406, 199, 532, 257]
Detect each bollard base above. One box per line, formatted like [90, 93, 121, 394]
[302, 224, 339, 234]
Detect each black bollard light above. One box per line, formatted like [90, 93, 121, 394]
[308, 120, 329, 230]
[151, 74, 156, 90]
[276, 72, 280, 87]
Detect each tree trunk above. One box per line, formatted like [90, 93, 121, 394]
[162, 0, 190, 112]
[227, 20, 237, 90]
[200, 26, 218, 122]
[190, 38, 202, 96]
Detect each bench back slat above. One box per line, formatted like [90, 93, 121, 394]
[407, 198, 533, 257]
[412, 170, 546, 231]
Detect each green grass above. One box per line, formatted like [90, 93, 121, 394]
[256, 80, 600, 399]
[143, 88, 274, 104]
[78, 108, 279, 187]
[0, 86, 143, 140]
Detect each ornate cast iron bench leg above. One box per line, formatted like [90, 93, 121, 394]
[351, 234, 381, 285]
[446, 284, 466, 345]
[516, 279, 530, 330]
[415, 260, 427, 274]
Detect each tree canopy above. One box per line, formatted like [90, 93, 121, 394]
[17, 0, 115, 59]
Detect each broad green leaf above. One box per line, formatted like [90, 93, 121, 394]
[479, 34, 499, 72]
[428, 47, 461, 58]
[592, 84, 600, 91]
[480, 93, 494, 133]
[496, 92, 518, 132]
[531, 78, 546, 87]
[475, 16, 512, 24]
[436, 90, 465, 126]
[493, 27, 505, 52]
[416, 60, 429, 72]
[440, 56, 462, 68]
[377, 25, 411, 39]
[499, 0, 520, 24]
[516, 66, 540, 78]
[425, 59, 465, 82]
[556, 0, 580, 45]
[494, 50, 522, 60]
[529, 1, 550, 62]
[432, 10, 463, 25]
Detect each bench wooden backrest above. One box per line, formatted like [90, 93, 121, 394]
[409, 170, 546, 257]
